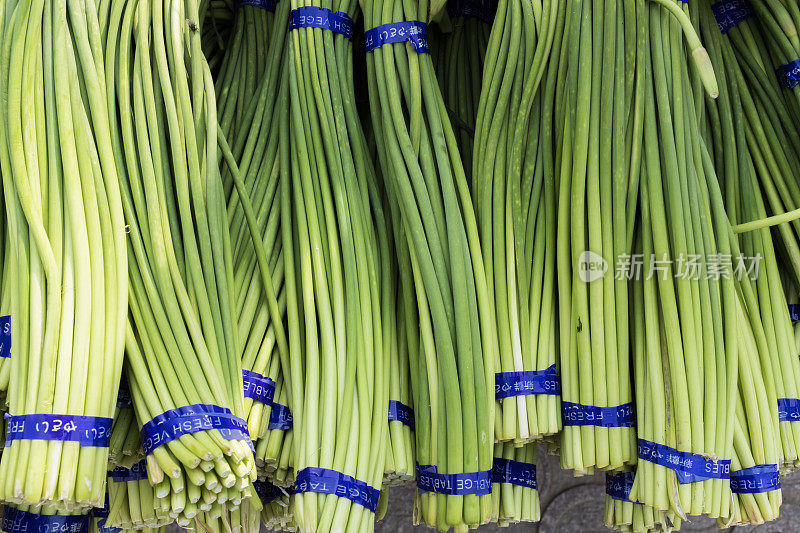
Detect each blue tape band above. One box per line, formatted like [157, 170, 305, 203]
[731, 464, 780, 494]
[268, 402, 293, 430]
[365, 21, 429, 54]
[491, 457, 537, 489]
[242, 369, 276, 406]
[2, 508, 90, 533]
[606, 472, 639, 502]
[295, 467, 380, 513]
[140, 404, 253, 455]
[495, 364, 560, 399]
[388, 400, 414, 428]
[711, 0, 752, 34]
[4, 413, 112, 447]
[0, 315, 10, 359]
[109, 460, 149, 482]
[778, 398, 800, 421]
[789, 304, 800, 323]
[238, 0, 277, 11]
[97, 521, 121, 533]
[416, 464, 492, 496]
[637, 439, 731, 484]
[777, 59, 800, 89]
[447, 0, 496, 22]
[290, 6, 354, 39]
[562, 401, 634, 427]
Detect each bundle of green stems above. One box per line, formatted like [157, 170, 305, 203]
[109, 402, 145, 469]
[362, 0, 496, 529]
[105, 0, 259, 520]
[474, 0, 562, 444]
[432, 0, 494, 176]
[203, 0, 237, 74]
[699, 0, 800, 470]
[603, 470, 678, 533]
[216, 0, 294, 468]
[107, 463, 173, 529]
[628, 0, 742, 520]
[554, 0, 639, 472]
[282, 0, 389, 530]
[490, 443, 540, 525]
[0, 0, 127, 509]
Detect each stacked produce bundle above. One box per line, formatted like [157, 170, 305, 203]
[473, 0, 562, 445]
[713, 0, 800, 294]
[699, 0, 800, 471]
[193, 498, 262, 533]
[255, 377, 296, 484]
[0, 190, 8, 394]
[215, 0, 296, 479]
[384, 293, 416, 486]
[203, 0, 237, 74]
[106, 461, 172, 529]
[432, 0, 495, 175]
[108, 382, 144, 469]
[490, 443, 539, 525]
[603, 471, 677, 533]
[216, 0, 279, 136]
[627, 0, 742, 520]
[282, 0, 388, 531]
[363, 0, 496, 529]
[0, 0, 128, 509]
[104, 0, 258, 521]
[746, 0, 800, 112]
[254, 480, 294, 530]
[696, 9, 790, 528]
[554, 0, 639, 472]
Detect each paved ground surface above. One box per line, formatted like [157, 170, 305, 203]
[375, 449, 800, 533]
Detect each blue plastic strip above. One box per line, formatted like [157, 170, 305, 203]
[295, 467, 380, 513]
[562, 401, 634, 428]
[0, 315, 10, 359]
[388, 400, 414, 428]
[238, 0, 277, 11]
[4, 413, 112, 447]
[140, 404, 253, 455]
[606, 472, 638, 502]
[495, 364, 560, 399]
[2, 508, 90, 533]
[416, 464, 492, 496]
[268, 402, 293, 430]
[109, 460, 149, 482]
[491, 458, 537, 489]
[290, 6, 354, 40]
[777, 398, 800, 421]
[242, 369, 276, 406]
[447, 0, 496, 23]
[97, 519, 121, 533]
[711, 0, 753, 34]
[789, 304, 800, 323]
[731, 464, 780, 494]
[777, 59, 800, 89]
[365, 21, 429, 54]
[637, 439, 731, 484]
